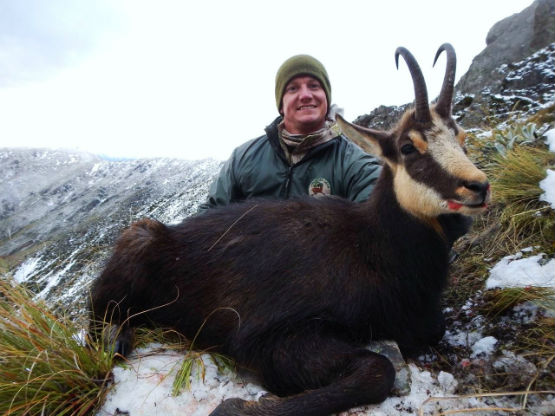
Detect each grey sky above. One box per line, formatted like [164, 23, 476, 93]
[0, 0, 534, 160]
[0, 1, 123, 86]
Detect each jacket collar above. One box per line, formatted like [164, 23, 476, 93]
[265, 116, 341, 165]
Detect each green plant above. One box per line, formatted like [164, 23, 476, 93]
[169, 308, 237, 395]
[492, 123, 538, 157]
[171, 350, 234, 396]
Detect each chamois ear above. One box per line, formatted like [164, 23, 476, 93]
[335, 113, 388, 158]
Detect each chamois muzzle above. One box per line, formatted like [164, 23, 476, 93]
[448, 179, 491, 212]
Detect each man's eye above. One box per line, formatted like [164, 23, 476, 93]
[286, 86, 297, 93]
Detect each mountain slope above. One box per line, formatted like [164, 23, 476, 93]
[1, 149, 220, 316]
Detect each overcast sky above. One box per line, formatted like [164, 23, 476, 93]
[0, 0, 533, 161]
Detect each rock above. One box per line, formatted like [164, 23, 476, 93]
[367, 340, 411, 396]
[457, 0, 555, 95]
[353, 104, 409, 131]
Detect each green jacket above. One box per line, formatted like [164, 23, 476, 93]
[198, 117, 382, 212]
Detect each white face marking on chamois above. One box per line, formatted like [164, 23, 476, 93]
[426, 112, 486, 184]
[394, 165, 445, 218]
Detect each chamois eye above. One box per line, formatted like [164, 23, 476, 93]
[401, 143, 417, 155]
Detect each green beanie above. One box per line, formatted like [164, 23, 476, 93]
[275, 54, 331, 112]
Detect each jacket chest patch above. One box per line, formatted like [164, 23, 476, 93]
[309, 178, 332, 196]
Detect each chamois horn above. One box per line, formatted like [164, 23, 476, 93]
[395, 46, 431, 123]
[433, 43, 457, 118]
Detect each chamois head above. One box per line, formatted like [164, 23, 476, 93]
[337, 44, 490, 218]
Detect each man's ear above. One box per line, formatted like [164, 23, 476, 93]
[335, 114, 388, 158]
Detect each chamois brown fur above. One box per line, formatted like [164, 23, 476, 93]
[90, 44, 488, 416]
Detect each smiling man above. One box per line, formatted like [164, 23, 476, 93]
[198, 54, 382, 211]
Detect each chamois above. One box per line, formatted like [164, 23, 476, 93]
[90, 44, 490, 416]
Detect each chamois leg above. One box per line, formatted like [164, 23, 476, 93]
[210, 332, 395, 416]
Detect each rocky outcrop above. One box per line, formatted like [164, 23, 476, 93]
[355, 0, 555, 131]
[454, 43, 554, 127]
[456, 0, 555, 95]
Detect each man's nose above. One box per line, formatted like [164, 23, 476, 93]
[298, 85, 312, 99]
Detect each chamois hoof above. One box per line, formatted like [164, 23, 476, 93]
[99, 325, 135, 358]
[209, 398, 253, 416]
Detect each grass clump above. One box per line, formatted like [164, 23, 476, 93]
[172, 350, 234, 396]
[0, 278, 115, 416]
[487, 143, 555, 253]
[480, 287, 555, 318]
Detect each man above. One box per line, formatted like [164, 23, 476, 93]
[198, 54, 381, 212]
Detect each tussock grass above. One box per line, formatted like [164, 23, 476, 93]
[480, 287, 555, 317]
[487, 143, 555, 252]
[526, 103, 555, 125]
[0, 278, 115, 416]
[480, 287, 555, 318]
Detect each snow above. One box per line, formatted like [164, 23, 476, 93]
[96, 340, 552, 416]
[13, 257, 41, 283]
[540, 129, 555, 209]
[97, 350, 463, 416]
[470, 336, 498, 358]
[545, 128, 555, 152]
[540, 169, 555, 209]
[444, 328, 483, 348]
[486, 252, 555, 289]
[97, 346, 266, 416]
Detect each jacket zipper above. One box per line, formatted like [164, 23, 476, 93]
[284, 166, 293, 198]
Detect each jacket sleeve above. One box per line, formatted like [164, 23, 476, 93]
[197, 149, 244, 213]
[342, 140, 382, 203]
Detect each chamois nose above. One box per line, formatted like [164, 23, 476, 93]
[463, 180, 490, 199]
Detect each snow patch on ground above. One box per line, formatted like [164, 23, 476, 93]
[540, 169, 555, 209]
[96, 343, 555, 416]
[346, 364, 459, 415]
[13, 257, 41, 283]
[541, 128, 555, 209]
[97, 350, 464, 416]
[97, 346, 266, 416]
[544, 128, 555, 152]
[486, 252, 555, 289]
[470, 336, 497, 358]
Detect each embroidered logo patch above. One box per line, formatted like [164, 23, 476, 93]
[308, 178, 331, 197]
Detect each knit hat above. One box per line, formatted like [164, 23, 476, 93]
[275, 54, 331, 112]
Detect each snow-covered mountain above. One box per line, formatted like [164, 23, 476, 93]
[1, 150, 220, 317]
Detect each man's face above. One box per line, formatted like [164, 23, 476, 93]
[281, 76, 328, 135]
